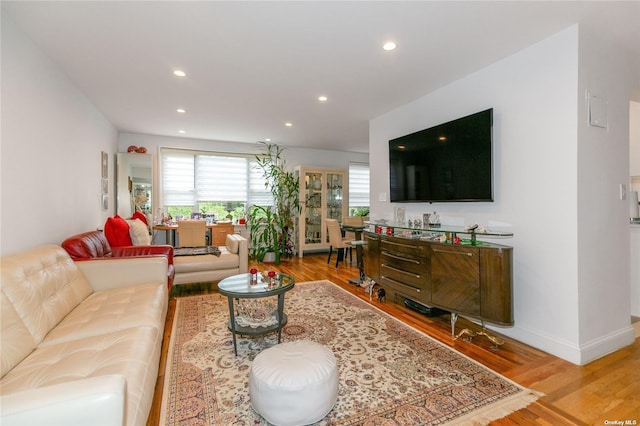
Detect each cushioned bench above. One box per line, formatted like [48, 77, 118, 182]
[173, 233, 248, 285]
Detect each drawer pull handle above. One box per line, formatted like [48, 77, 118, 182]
[382, 263, 421, 279]
[381, 275, 421, 292]
[381, 251, 421, 264]
[383, 241, 424, 251]
[432, 248, 474, 257]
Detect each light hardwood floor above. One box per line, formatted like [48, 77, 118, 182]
[148, 253, 639, 426]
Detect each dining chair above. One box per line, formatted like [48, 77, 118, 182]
[326, 218, 354, 267]
[176, 219, 207, 247]
[342, 216, 364, 241]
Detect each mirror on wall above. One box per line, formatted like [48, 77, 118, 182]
[116, 153, 152, 224]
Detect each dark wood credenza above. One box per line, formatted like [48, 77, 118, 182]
[363, 226, 513, 347]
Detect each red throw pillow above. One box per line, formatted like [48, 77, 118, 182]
[131, 211, 148, 225]
[104, 215, 132, 247]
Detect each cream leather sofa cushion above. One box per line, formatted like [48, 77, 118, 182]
[226, 233, 240, 253]
[0, 245, 93, 346]
[174, 249, 239, 272]
[1, 326, 162, 426]
[1, 375, 126, 426]
[40, 282, 167, 347]
[0, 293, 36, 378]
[76, 256, 168, 292]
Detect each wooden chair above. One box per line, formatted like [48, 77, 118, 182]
[326, 218, 354, 267]
[176, 220, 207, 247]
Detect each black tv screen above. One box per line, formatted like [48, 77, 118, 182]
[389, 108, 493, 203]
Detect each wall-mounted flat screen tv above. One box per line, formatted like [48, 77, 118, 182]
[389, 108, 493, 203]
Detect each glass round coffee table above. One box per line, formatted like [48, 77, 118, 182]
[218, 272, 295, 356]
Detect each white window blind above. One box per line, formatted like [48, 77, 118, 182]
[196, 155, 247, 202]
[161, 148, 271, 208]
[349, 162, 370, 207]
[248, 159, 274, 207]
[162, 152, 195, 206]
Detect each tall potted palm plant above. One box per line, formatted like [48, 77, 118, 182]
[248, 142, 300, 264]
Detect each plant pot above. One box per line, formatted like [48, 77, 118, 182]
[262, 251, 277, 263]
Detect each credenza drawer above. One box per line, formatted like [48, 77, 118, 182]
[380, 237, 428, 256]
[381, 264, 425, 287]
[380, 250, 428, 289]
[379, 273, 424, 298]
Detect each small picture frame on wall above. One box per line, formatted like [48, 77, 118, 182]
[101, 151, 108, 179]
[102, 194, 109, 211]
[101, 178, 108, 195]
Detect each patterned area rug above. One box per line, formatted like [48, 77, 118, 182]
[160, 280, 541, 425]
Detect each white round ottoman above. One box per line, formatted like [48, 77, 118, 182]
[249, 340, 338, 426]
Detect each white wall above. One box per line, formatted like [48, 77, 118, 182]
[631, 102, 640, 177]
[1, 15, 118, 256]
[576, 23, 635, 361]
[119, 132, 368, 214]
[631, 226, 640, 317]
[369, 25, 634, 364]
[631, 101, 640, 317]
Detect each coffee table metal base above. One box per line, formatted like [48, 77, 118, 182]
[218, 272, 294, 356]
[225, 293, 288, 355]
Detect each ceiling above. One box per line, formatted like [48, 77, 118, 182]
[3, 1, 639, 153]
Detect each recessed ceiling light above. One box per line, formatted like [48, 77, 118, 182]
[285, 122, 293, 127]
[383, 41, 397, 51]
[318, 96, 328, 102]
[173, 70, 186, 77]
[176, 108, 186, 113]
[265, 138, 272, 142]
[178, 130, 186, 134]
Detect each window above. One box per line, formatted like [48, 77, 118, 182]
[161, 149, 271, 220]
[349, 162, 370, 216]
[248, 159, 274, 207]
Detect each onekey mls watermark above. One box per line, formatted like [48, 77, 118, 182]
[603, 421, 637, 425]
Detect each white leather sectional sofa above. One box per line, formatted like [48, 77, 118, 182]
[1, 244, 169, 426]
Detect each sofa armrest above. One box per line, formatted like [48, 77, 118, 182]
[237, 235, 248, 273]
[61, 231, 112, 258]
[76, 257, 168, 292]
[112, 245, 174, 265]
[0, 375, 126, 426]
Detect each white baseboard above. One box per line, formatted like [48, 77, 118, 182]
[578, 326, 636, 364]
[490, 324, 636, 366]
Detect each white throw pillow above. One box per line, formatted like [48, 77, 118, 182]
[127, 219, 151, 246]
